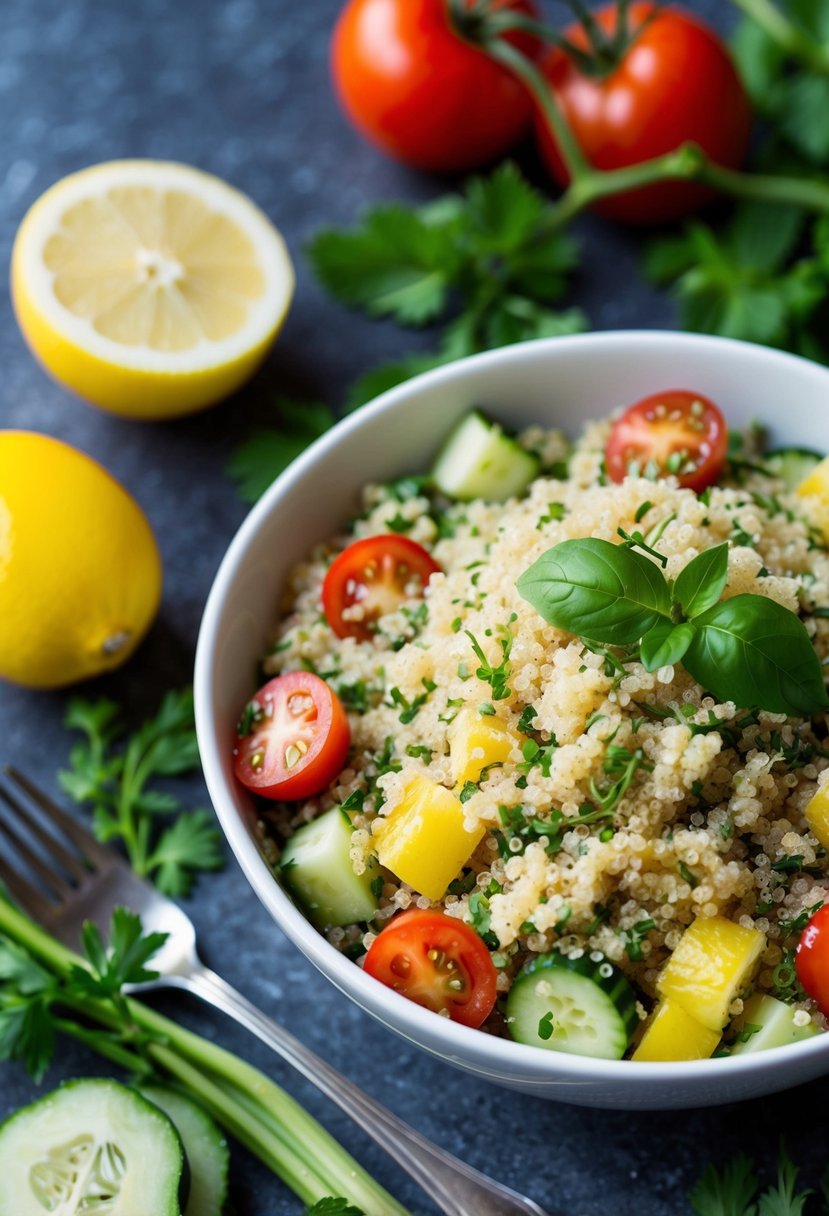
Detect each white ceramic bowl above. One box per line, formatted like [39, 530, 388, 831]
[195, 331, 829, 1109]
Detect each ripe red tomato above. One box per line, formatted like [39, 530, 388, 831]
[605, 389, 729, 493]
[535, 3, 752, 224]
[322, 534, 441, 642]
[233, 673, 350, 801]
[796, 902, 829, 1015]
[331, 0, 539, 172]
[363, 909, 497, 1027]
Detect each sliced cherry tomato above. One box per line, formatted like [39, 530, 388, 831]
[331, 0, 539, 172]
[795, 902, 829, 1015]
[363, 909, 497, 1028]
[322, 534, 441, 642]
[536, 3, 752, 224]
[605, 389, 728, 494]
[233, 672, 350, 801]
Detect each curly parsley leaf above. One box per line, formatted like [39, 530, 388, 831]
[644, 202, 821, 350]
[68, 909, 168, 1001]
[308, 204, 460, 326]
[691, 1156, 759, 1216]
[0, 994, 55, 1083]
[58, 689, 223, 897]
[146, 810, 225, 898]
[0, 937, 57, 1082]
[227, 398, 336, 504]
[757, 1149, 811, 1216]
[732, 2, 829, 167]
[311, 162, 586, 412]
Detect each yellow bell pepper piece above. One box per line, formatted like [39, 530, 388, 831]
[796, 454, 829, 501]
[797, 456, 829, 541]
[632, 998, 721, 1062]
[448, 706, 518, 788]
[805, 784, 829, 851]
[374, 773, 485, 902]
[657, 916, 765, 1032]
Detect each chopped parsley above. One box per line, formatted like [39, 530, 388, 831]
[465, 616, 515, 701]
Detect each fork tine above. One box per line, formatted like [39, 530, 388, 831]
[0, 810, 74, 901]
[0, 781, 88, 885]
[0, 853, 57, 922]
[4, 767, 112, 867]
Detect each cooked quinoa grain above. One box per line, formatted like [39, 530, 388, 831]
[257, 418, 829, 1045]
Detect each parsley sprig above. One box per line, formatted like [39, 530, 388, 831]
[308, 163, 585, 410]
[58, 689, 224, 897]
[227, 397, 336, 504]
[691, 1146, 825, 1216]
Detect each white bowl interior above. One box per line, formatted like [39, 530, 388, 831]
[195, 331, 829, 1107]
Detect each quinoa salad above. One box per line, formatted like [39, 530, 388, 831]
[233, 394, 829, 1062]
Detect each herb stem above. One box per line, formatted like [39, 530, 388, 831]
[728, 0, 829, 74]
[480, 36, 591, 180]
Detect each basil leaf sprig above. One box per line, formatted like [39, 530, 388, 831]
[516, 539, 828, 717]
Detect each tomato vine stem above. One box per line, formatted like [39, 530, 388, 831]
[481, 33, 829, 228]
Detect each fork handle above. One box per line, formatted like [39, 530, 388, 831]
[179, 964, 548, 1216]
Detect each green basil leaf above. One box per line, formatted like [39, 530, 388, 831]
[640, 622, 696, 673]
[683, 595, 828, 716]
[673, 544, 729, 619]
[516, 538, 671, 645]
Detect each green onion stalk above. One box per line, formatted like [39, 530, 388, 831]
[0, 897, 409, 1216]
[447, 0, 829, 227]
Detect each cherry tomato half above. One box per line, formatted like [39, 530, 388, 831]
[363, 909, 497, 1028]
[233, 672, 350, 801]
[605, 389, 728, 494]
[322, 534, 441, 642]
[331, 0, 539, 172]
[796, 902, 829, 1015]
[536, 3, 752, 224]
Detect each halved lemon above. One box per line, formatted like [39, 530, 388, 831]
[11, 160, 294, 420]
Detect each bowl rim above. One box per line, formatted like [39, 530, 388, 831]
[195, 330, 829, 1085]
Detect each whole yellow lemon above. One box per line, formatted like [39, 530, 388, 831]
[0, 432, 162, 688]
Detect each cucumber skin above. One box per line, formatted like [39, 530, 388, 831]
[141, 1086, 229, 1216]
[0, 1078, 185, 1216]
[507, 952, 638, 1059]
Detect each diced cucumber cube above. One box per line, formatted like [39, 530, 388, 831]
[432, 409, 539, 502]
[280, 807, 379, 928]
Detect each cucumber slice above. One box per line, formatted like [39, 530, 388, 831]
[728, 992, 819, 1055]
[431, 410, 540, 502]
[281, 806, 380, 928]
[506, 951, 638, 1059]
[0, 1079, 185, 1216]
[764, 448, 823, 491]
[141, 1087, 229, 1216]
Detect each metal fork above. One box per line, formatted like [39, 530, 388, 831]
[0, 767, 551, 1216]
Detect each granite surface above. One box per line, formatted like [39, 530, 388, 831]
[0, 0, 825, 1212]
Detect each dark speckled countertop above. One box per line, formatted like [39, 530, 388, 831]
[0, 1, 825, 1212]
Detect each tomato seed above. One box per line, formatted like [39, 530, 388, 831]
[284, 744, 302, 770]
[250, 750, 264, 770]
[390, 954, 411, 978]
